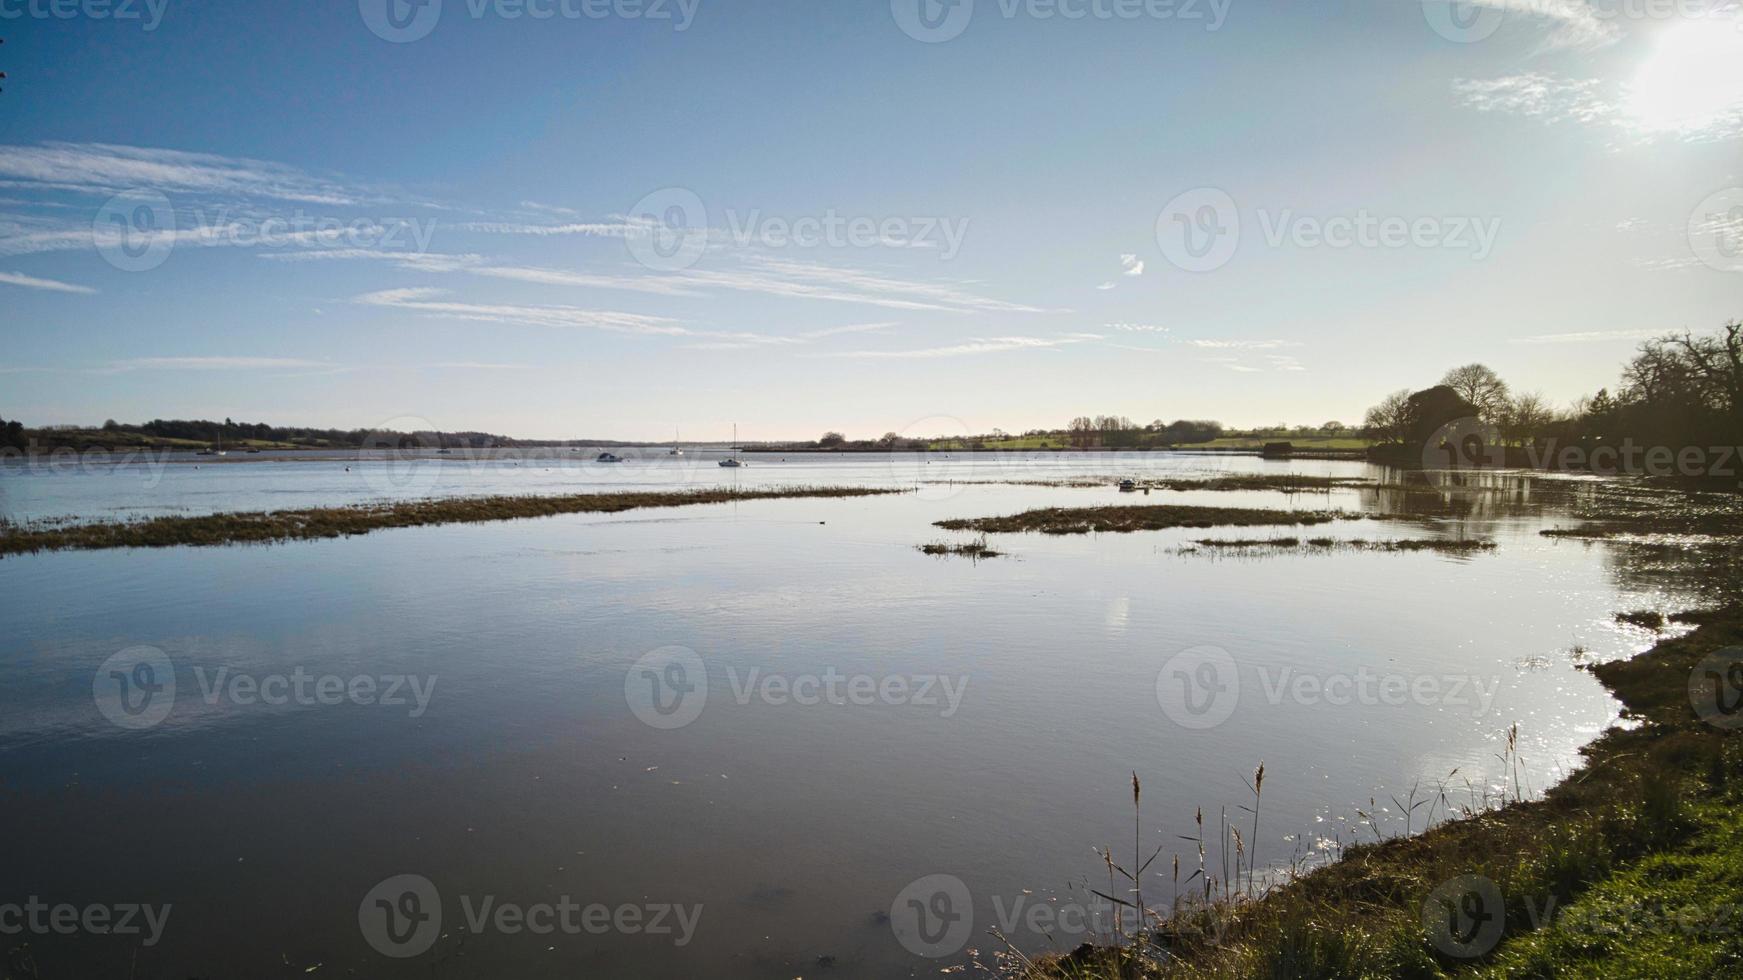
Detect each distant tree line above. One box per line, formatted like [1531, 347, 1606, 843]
[0, 414, 25, 452]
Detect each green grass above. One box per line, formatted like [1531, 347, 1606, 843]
[0, 486, 903, 556]
[935, 504, 1356, 535]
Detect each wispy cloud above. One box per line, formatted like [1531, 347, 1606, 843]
[1510, 328, 1668, 344]
[353, 287, 693, 336]
[1454, 74, 1615, 125]
[1109, 322, 1168, 333]
[820, 335, 1093, 359]
[676, 256, 1049, 314]
[104, 356, 335, 372]
[0, 142, 409, 207]
[1429, 0, 1621, 51]
[1186, 339, 1301, 350]
[1120, 254, 1144, 277]
[0, 270, 95, 294]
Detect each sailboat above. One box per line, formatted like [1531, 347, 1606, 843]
[718, 423, 744, 467]
[668, 428, 683, 456]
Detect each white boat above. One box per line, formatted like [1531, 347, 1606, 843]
[718, 423, 745, 467]
[669, 428, 683, 455]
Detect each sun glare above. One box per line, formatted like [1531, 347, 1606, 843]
[1626, 16, 1743, 134]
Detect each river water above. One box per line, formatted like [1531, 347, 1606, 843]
[0, 451, 1713, 977]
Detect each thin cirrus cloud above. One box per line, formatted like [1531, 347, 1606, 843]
[1509, 328, 1670, 344]
[0, 142, 409, 207]
[0, 270, 95, 294]
[1120, 254, 1144, 277]
[1430, 0, 1620, 51]
[819, 334, 1099, 359]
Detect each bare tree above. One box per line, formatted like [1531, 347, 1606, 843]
[1440, 364, 1511, 421]
[1363, 389, 1413, 445]
[1500, 391, 1556, 446]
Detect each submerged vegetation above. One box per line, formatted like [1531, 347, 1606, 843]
[919, 535, 1004, 560]
[935, 505, 1356, 536]
[1184, 537, 1497, 556]
[0, 486, 902, 556]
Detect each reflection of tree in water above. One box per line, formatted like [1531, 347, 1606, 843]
[1359, 468, 1574, 529]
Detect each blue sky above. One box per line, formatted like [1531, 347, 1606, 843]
[2, 0, 1741, 439]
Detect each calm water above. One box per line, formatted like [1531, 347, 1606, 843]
[0, 452, 1713, 977]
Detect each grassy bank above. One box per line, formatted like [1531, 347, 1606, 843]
[1030, 608, 1743, 979]
[935, 505, 1356, 536]
[0, 486, 902, 556]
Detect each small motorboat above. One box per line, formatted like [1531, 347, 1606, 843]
[597, 452, 623, 463]
[1118, 479, 1137, 492]
[718, 458, 743, 468]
